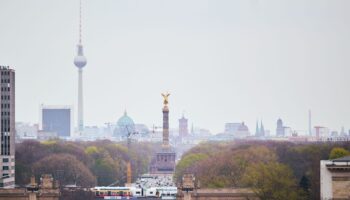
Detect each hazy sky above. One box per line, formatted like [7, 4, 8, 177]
[0, 0, 349, 134]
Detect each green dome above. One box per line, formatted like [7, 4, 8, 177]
[117, 111, 135, 127]
[114, 111, 135, 138]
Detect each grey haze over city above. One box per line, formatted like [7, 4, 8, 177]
[0, 0, 349, 134]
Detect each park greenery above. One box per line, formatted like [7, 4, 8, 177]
[15, 140, 159, 187]
[15, 139, 350, 200]
[174, 141, 350, 200]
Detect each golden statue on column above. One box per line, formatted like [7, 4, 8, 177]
[161, 92, 170, 106]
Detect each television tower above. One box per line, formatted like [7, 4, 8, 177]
[74, 0, 87, 133]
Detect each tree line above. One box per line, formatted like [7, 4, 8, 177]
[15, 140, 159, 187]
[175, 141, 350, 200]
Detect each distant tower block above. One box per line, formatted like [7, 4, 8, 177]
[179, 114, 189, 138]
[276, 118, 284, 137]
[74, 0, 87, 133]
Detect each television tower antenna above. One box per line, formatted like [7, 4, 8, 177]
[74, 0, 87, 134]
[79, 0, 82, 43]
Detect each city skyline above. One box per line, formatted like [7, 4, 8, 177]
[0, 0, 349, 133]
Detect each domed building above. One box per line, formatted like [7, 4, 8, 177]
[113, 111, 135, 139]
[235, 122, 250, 138]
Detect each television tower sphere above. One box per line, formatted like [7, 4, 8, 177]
[74, 44, 87, 69]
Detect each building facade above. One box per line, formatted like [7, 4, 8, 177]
[0, 174, 59, 200]
[320, 156, 350, 199]
[40, 105, 73, 138]
[235, 122, 250, 138]
[224, 122, 250, 138]
[0, 66, 15, 188]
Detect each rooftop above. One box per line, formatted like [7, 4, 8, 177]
[332, 156, 350, 162]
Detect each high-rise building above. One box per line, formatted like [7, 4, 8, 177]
[179, 115, 188, 138]
[40, 105, 73, 138]
[74, 0, 87, 133]
[340, 126, 346, 136]
[283, 126, 292, 137]
[276, 118, 284, 137]
[0, 66, 15, 188]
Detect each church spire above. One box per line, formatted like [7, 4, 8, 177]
[260, 120, 265, 136]
[255, 120, 260, 136]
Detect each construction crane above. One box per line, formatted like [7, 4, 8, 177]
[124, 125, 138, 186]
[106, 125, 139, 187]
[120, 124, 162, 186]
[152, 124, 162, 134]
[124, 124, 162, 185]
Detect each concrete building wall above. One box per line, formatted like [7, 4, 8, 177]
[320, 160, 333, 199]
[332, 174, 350, 199]
[0, 174, 59, 200]
[320, 159, 350, 200]
[177, 188, 258, 200]
[0, 188, 59, 200]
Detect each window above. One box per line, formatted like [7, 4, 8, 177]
[2, 158, 8, 163]
[2, 166, 9, 170]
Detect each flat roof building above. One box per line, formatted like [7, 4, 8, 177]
[39, 105, 73, 138]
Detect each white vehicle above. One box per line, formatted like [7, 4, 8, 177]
[143, 186, 177, 199]
[144, 187, 158, 197]
[129, 187, 143, 197]
[158, 187, 177, 199]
